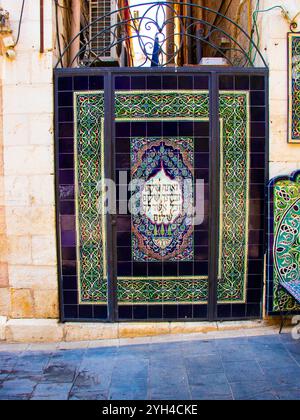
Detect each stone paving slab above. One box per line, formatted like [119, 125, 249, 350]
[0, 329, 300, 400]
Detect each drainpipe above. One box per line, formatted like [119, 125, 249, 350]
[40, 0, 44, 53]
[70, 0, 81, 67]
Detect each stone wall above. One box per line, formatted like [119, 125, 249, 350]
[257, 0, 300, 178]
[0, 0, 58, 321]
[0, 68, 9, 315]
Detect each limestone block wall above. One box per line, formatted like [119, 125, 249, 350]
[0, 73, 9, 314]
[0, 0, 58, 320]
[256, 0, 300, 178]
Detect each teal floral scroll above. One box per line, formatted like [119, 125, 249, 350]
[288, 33, 300, 143]
[272, 173, 300, 312]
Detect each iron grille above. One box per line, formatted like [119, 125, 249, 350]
[89, 0, 117, 60]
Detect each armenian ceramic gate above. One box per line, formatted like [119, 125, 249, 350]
[56, 71, 267, 322]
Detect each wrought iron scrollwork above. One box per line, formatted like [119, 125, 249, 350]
[290, 21, 299, 33]
[55, 1, 268, 68]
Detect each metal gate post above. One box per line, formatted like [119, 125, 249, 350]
[208, 71, 220, 321]
[105, 71, 118, 322]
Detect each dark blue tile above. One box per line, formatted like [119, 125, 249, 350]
[0, 378, 36, 398]
[74, 76, 89, 90]
[235, 75, 250, 90]
[224, 361, 265, 383]
[185, 354, 224, 377]
[219, 75, 234, 90]
[261, 366, 300, 387]
[250, 76, 265, 90]
[147, 76, 162, 90]
[274, 388, 300, 400]
[190, 374, 232, 400]
[58, 92, 73, 107]
[89, 76, 104, 90]
[256, 350, 296, 368]
[115, 76, 130, 90]
[230, 381, 273, 400]
[194, 76, 209, 90]
[58, 77, 73, 91]
[131, 76, 146, 90]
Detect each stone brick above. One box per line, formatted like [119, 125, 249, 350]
[2, 114, 30, 146]
[269, 100, 287, 116]
[0, 288, 10, 316]
[9, 265, 57, 290]
[119, 322, 170, 338]
[6, 206, 55, 236]
[31, 235, 56, 266]
[3, 84, 53, 115]
[29, 175, 55, 206]
[4, 145, 53, 176]
[30, 53, 53, 86]
[8, 0, 52, 23]
[270, 117, 288, 138]
[170, 322, 218, 335]
[2, 52, 31, 86]
[0, 146, 4, 173]
[7, 236, 32, 265]
[269, 162, 300, 179]
[34, 290, 59, 319]
[5, 319, 63, 343]
[217, 320, 267, 331]
[0, 206, 6, 234]
[4, 175, 30, 207]
[0, 177, 4, 201]
[265, 39, 287, 72]
[0, 316, 6, 341]
[0, 236, 8, 262]
[269, 71, 288, 102]
[8, 19, 53, 53]
[270, 145, 300, 163]
[0, 262, 9, 287]
[29, 112, 53, 146]
[10, 288, 34, 318]
[64, 323, 119, 342]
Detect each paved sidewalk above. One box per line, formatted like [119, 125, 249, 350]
[0, 330, 300, 400]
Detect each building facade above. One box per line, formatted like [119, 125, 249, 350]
[0, 0, 299, 342]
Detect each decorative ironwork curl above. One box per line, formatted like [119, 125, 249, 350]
[290, 21, 299, 33]
[55, 1, 268, 68]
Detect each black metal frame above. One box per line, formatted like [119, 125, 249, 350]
[55, 65, 269, 323]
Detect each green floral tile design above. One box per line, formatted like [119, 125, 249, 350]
[74, 93, 107, 303]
